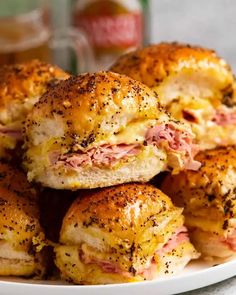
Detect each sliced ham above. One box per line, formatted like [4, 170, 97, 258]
[51, 124, 200, 170]
[80, 226, 190, 279]
[80, 252, 132, 278]
[212, 111, 236, 126]
[145, 124, 201, 170]
[156, 226, 189, 257]
[0, 126, 22, 140]
[54, 144, 140, 169]
[223, 229, 236, 251]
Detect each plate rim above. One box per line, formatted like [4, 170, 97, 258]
[0, 257, 235, 295]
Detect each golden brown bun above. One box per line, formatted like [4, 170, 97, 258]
[23, 71, 198, 189]
[0, 161, 37, 200]
[25, 71, 162, 145]
[0, 162, 46, 277]
[55, 183, 198, 284]
[111, 42, 234, 105]
[0, 59, 69, 159]
[0, 59, 69, 124]
[111, 43, 236, 150]
[161, 146, 236, 258]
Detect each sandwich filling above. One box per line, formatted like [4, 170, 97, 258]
[78, 226, 194, 280]
[50, 124, 200, 171]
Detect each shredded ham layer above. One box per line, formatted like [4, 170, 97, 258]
[145, 124, 200, 170]
[0, 126, 22, 140]
[222, 229, 236, 251]
[51, 124, 200, 171]
[212, 111, 236, 126]
[80, 226, 190, 280]
[52, 144, 140, 169]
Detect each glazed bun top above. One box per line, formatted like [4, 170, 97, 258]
[161, 146, 236, 233]
[60, 183, 183, 251]
[25, 71, 173, 150]
[0, 161, 37, 200]
[0, 162, 41, 252]
[0, 59, 69, 125]
[111, 42, 235, 106]
[0, 187, 41, 252]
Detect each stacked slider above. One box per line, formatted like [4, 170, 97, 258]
[161, 146, 236, 259]
[21, 71, 200, 284]
[3, 41, 236, 285]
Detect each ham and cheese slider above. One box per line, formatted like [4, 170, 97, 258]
[0, 60, 69, 159]
[54, 183, 199, 284]
[23, 71, 200, 189]
[111, 42, 236, 150]
[161, 146, 236, 259]
[0, 161, 46, 277]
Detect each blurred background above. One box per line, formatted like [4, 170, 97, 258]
[152, 0, 236, 71]
[0, 0, 235, 73]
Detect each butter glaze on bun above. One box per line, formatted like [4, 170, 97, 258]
[0, 161, 46, 277]
[111, 42, 236, 150]
[161, 146, 236, 259]
[23, 71, 200, 189]
[55, 183, 199, 284]
[0, 59, 69, 159]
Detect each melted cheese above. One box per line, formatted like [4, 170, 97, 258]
[104, 119, 157, 145]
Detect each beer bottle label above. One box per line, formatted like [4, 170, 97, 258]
[73, 0, 143, 50]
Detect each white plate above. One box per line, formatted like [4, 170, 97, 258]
[0, 258, 236, 295]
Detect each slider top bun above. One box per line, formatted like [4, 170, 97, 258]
[0, 161, 37, 200]
[0, 162, 45, 276]
[0, 59, 69, 126]
[0, 187, 41, 254]
[24, 71, 199, 189]
[161, 146, 236, 234]
[111, 42, 235, 107]
[0, 162, 39, 251]
[60, 183, 181, 247]
[25, 71, 169, 150]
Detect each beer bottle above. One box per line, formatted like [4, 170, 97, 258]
[71, 0, 147, 71]
[140, 0, 150, 45]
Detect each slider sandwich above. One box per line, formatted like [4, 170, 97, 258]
[23, 71, 200, 190]
[54, 183, 199, 284]
[161, 146, 236, 259]
[111, 42, 236, 150]
[0, 60, 69, 159]
[0, 161, 46, 277]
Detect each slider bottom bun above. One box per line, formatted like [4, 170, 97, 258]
[55, 240, 197, 284]
[0, 256, 42, 277]
[28, 146, 168, 189]
[54, 184, 199, 284]
[188, 117, 236, 151]
[187, 228, 236, 259]
[0, 258, 34, 277]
